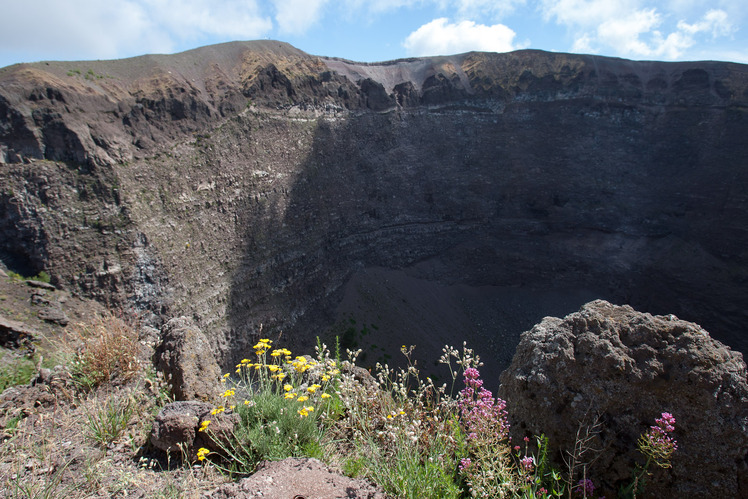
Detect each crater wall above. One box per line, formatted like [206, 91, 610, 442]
[1, 42, 747, 377]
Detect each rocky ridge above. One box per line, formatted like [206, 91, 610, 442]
[1, 41, 748, 375]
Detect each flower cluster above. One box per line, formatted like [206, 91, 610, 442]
[222, 339, 341, 419]
[639, 412, 678, 468]
[458, 367, 509, 443]
[576, 478, 595, 496]
[196, 447, 210, 462]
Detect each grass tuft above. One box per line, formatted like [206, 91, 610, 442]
[85, 395, 135, 446]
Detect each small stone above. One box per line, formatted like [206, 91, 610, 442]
[37, 305, 69, 326]
[25, 280, 55, 291]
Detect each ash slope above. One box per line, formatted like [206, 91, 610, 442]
[1, 41, 748, 374]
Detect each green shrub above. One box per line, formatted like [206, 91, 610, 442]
[0, 354, 36, 392]
[85, 396, 135, 446]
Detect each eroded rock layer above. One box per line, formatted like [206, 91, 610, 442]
[1, 41, 747, 372]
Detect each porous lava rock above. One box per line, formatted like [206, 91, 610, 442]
[202, 457, 387, 498]
[150, 400, 239, 455]
[150, 400, 211, 453]
[155, 317, 221, 401]
[498, 300, 748, 498]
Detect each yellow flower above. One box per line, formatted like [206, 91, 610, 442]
[241, 359, 251, 364]
[235, 368, 241, 374]
[307, 386, 317, 393]
[221, 389, 235, 398]
[199, 420, 211, 432]
[273, 373, 286, 381]
[284, 384, 293, 392]
[387, 414, 393, 420]
[244, 400, 251, 405]
[284, 392, 297, 399]
[267, 365, 280, 372]
[297, 395, 309, 402]
[297, 406, 314, 417]
[259, 338, 272, 344]
[197, 447, 210, 461]
[321, 375, 330, 382]
[321, 393, 331, 399]
[210, 406, 225, 415]
[223, 373, 230, 378]
[229, 405, 235, 410]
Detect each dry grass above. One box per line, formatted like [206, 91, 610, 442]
[64, 314, 141, 390]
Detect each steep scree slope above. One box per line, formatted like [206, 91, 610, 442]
[1, 41, 747, 376]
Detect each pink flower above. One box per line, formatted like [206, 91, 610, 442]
[458, 367, 510, 443]
[520, 455, 535, 472]
[576, 478, 595, 496]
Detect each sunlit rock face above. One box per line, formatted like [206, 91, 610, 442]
[1, 41, 747, 377]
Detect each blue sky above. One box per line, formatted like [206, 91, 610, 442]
[1, 0, 746, 68]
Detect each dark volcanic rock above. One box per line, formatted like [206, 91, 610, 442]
[150, 400, 212, 453]
[498, 300, 748, 498]
[36, 303, 69, 326]
[150, 400, 239, 455]
[0, 315, 38, 352]
[155, 317, 221, 401]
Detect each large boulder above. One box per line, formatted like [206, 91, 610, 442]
[499, 300, 748, 498]
[155, 317, 221, 401]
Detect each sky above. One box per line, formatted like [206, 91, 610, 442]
[1, 0, 746, 69]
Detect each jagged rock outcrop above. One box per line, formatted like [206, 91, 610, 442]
[0, 315, 38, 352]
[155, 317, 221, 401]
[1, 42, 748, 377]
[498, 300, 748, 498]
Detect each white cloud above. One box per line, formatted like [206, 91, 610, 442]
[596, 8, 661, 56]
[143, 0, 273, 40]
[273, 0, 329, 34]
[540, 0, 631, 27]
[454, 0, 526, 20]
[541, 0, 738, 60]
[677, 9, 735, 38]
[341, 0, 426, 15]
[0, 0, 272, 64]
[403, 18, 521, 56]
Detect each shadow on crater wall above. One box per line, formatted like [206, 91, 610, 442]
[226, 96, 748, 380]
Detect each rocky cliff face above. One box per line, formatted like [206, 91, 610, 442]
[1, 41, 747, 374]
